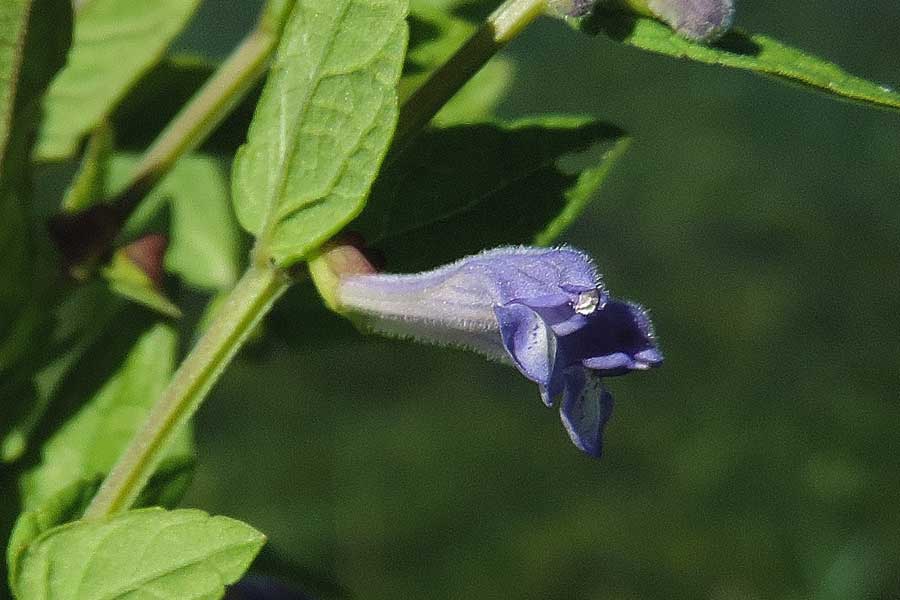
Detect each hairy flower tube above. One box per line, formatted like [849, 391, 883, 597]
[311, 244, 661, 458]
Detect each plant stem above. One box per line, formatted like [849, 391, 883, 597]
[83, 265, 290, 519]
[393, 0, 547, 149]
[118, 27, 275, 214]
[50, 1, 292, 273]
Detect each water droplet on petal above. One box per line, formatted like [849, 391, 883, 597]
[573, 290, 601, 315]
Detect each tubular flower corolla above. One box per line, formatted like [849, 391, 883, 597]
[330, 246, 662, 458]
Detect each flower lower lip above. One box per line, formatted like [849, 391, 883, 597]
[635, 348, 663, 366]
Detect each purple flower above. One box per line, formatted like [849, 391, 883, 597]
[644, 0, 735, 41]
[329, 246, 661, 458]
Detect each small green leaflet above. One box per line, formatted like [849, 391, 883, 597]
[19, 324, 194, 512]
[356, 117, 629, 271]
[584, 12, 900, 112]
[232, 0, 409, 267]
[35, 0, 201, 161]
[12, 508, 265, 599]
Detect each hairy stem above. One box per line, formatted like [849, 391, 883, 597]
[393, 0, 547, 149]
[83, 265, 290, 519]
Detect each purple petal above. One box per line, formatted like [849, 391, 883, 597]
[494, 302, 557, 388]
[582, 352, 637, 372]
[567, 300, 661, 376]
[559, 370, 615, 458]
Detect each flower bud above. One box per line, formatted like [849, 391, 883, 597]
[617, 0, 735, 41]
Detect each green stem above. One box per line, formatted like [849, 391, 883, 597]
[83, 265, 290, 519]
[50, 2, 294, 273]
[118, 25, 277, 212]
[393, 0, 547, 149]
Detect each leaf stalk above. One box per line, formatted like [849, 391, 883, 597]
[83, 265, 290, 519]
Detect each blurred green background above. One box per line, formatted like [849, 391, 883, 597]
[173, 1, 900, 598]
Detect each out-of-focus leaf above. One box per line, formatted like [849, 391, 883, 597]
[109, 153, 242, 291]
[19, 324, 192, 511]
[1, 282, 126, 463]
[0, 0, 71, 462]
[434, 57, 514, 125]
[584, 12, 900, 112]
[35, 0, 202, 161]
[13, 507, 265, 599]
[232, 0, 408, 267]
[0, 0, 31, 164]
[161, 156, 242, 290]
[355, 117, 629, 270]
[0, 0, 70, 342]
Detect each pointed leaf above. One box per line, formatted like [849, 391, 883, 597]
[584, 12, 900, 112]
[13, 508, 265, 599]
[35, 0, 201, 160]
[232, 0, 408, 267]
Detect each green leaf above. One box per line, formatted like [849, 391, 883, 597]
[13, 507, 265, 599]
[160, 156, 242, 291]
[108, 153, 243, 291]
[6, 479, 99, 588]
[584, 12, 900, 112]
[7, 448, 196, 585]
[232, 0, 409, 267]
[355, 117, 629, 270]
[20, 324, 193, 512]
[35, 0, 202, 161]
